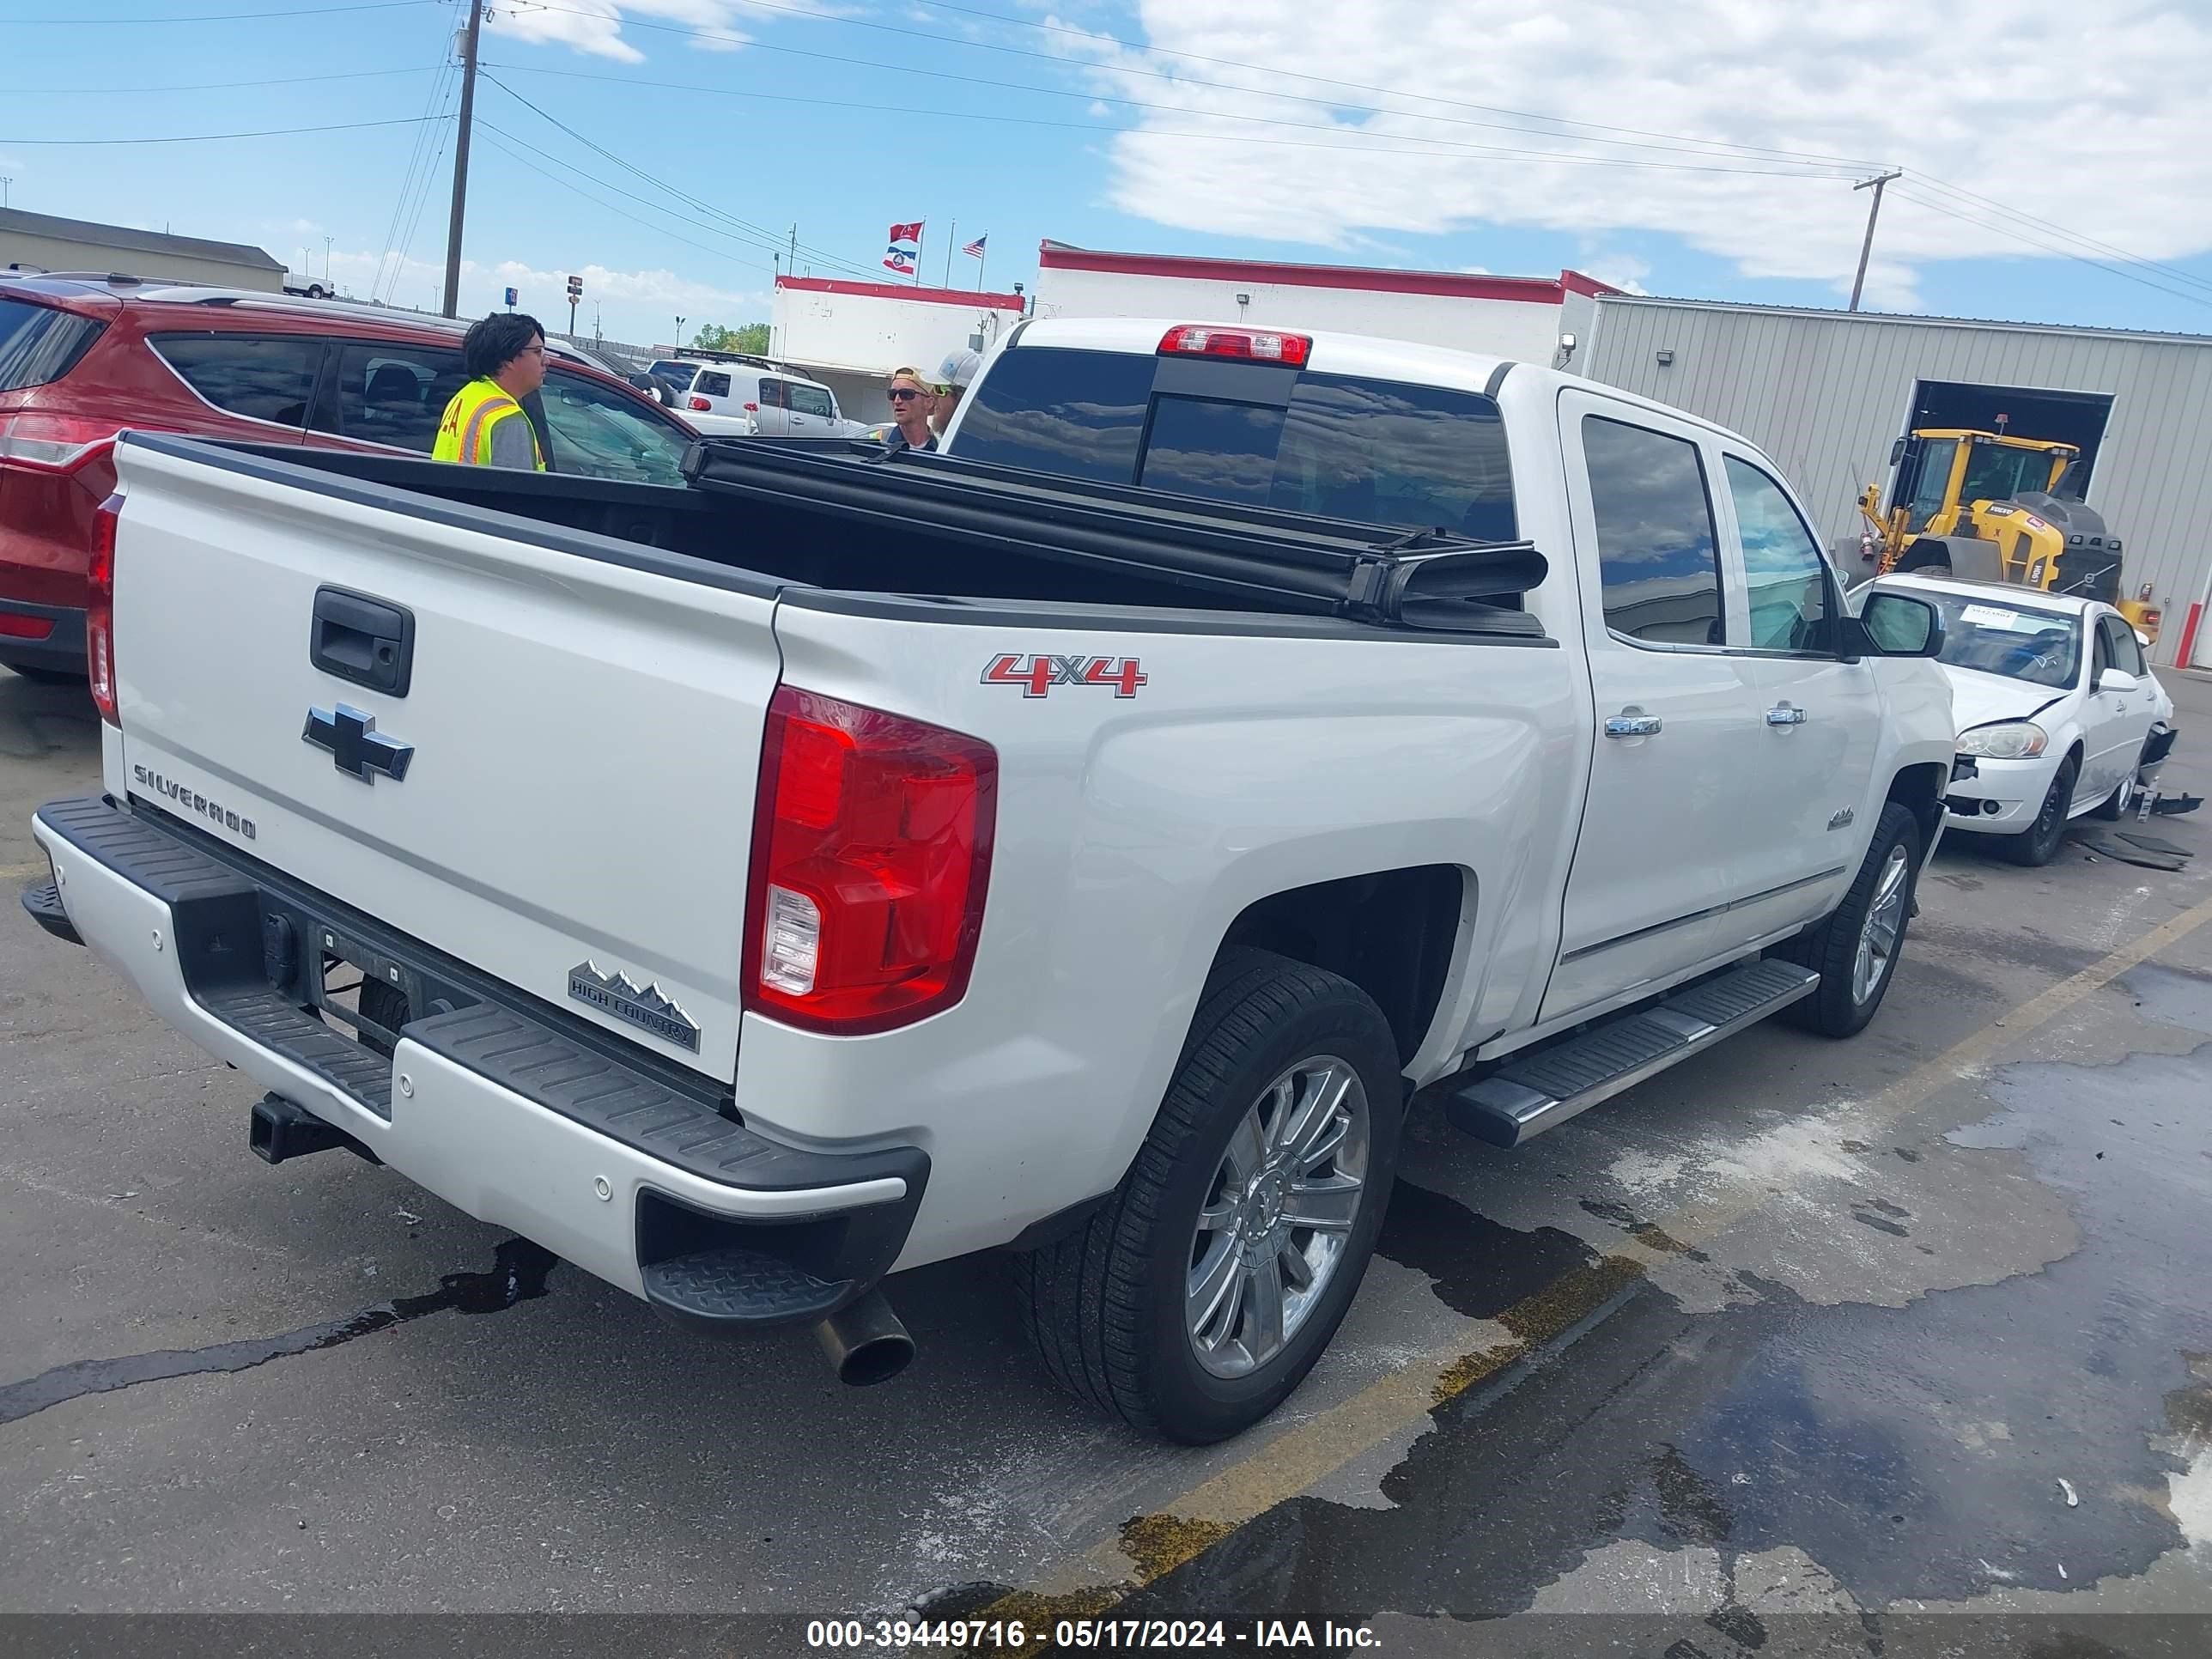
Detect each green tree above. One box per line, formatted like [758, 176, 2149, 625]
[690, 322, 771, 353]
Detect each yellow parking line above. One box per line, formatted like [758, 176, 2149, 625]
[987, 887, 2212, 1626]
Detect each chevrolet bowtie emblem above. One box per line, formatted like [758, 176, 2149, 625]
[303, 703, 414, 783]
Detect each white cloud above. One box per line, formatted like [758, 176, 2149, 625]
[488, 0, 846, 63]
[1068, 0, 2212, 307]
[319, 248, 765, 343]
[1579, 254, 1650, 295]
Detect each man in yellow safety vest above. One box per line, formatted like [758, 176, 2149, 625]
[433, 312, 549, 471]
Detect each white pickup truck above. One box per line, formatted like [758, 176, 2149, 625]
[25, 320, 1959, 1443]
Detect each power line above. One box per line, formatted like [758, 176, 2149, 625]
[482, 64, 1856, 182]
[499, 0, 1874, 175]
[479, 75, 884, 277]
[1887, 185, 2212, 313]
[905, 0, 1890, 172]
[0, 115, 442, 145]
[0, 65, 437, 94]
[14, 0, 434, 20]
[388, 104, 457, 303]
[474, 125, 779, 276]
[374, 48, 459, 302]
[1903, 172, 2212, 301]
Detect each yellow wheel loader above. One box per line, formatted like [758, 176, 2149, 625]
[1857, 428, 2160, 641]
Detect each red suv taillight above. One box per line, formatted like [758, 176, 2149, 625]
[744, 687, 997, 1035]
[688, 395, 713, 411]
[0, 411, 123, 473]
[87, 492, 122, 724]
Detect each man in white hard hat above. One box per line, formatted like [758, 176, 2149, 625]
[931, 348, 982, 441]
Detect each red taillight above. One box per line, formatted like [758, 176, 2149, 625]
[0, 411, 123, 474]
[87, 492, 122, 725]
[687, 395, 713, 411]
[1158, 325, 1311, 367]
[0, 611, 56, 640]
[744, 686, 997, 1035]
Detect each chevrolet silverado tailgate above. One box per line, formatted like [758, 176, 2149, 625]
[105, 436, 778, 1079]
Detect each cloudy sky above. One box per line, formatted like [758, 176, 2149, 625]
[7, 0, 2211, 346]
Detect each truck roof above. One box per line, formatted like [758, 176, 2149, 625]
[1006, 316, 1766, 449]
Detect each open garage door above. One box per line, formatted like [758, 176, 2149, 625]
[1893, 380, 2115, 511]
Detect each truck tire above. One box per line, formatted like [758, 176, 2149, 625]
[1778, 801, 1922, 1038]
[1012, 951, 1401, 1443]
[2002, 756, 2078, 866]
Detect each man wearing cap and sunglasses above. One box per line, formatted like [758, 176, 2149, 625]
[866, 366, 939, 453]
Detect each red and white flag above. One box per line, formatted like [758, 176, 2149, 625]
[884, 220, 922, 277]
[883, 246, 915, 276]
[888, 221, 924, 246]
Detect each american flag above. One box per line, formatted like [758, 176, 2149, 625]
[962, 234, 987, 259]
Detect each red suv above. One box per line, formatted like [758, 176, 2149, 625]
[0, 274, 699, 683]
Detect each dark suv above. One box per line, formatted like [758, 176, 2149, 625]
[0, 275, 700, 682]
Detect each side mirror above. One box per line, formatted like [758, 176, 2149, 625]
[1889, 437, 1907, 468]
[2097, 667, 2139, 695]
[1860, 591, 1944, 657]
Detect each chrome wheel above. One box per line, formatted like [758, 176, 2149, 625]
[1851, 845, 1911, 1006]
[1186, 1055, 1370, 1380]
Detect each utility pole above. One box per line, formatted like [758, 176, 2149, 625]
[440, 0, 484, 319]
[1849, 169, 1903, 313]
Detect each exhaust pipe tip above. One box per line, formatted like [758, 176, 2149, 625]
[815, 1288, 914, 1387]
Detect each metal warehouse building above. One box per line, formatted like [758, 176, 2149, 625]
[1582, 297, 2212, 669]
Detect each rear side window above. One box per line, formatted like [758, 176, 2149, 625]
[696, 371, 732, 398]
[1582, 415, 1725, 646]
[150, 334, 322, 428]
[0, 298, 105, 392]
[759, 379, 789, 410]
[951, 346, 1154, 483]
[328, 342, 464, 453]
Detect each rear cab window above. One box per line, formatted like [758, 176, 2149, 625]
[951, 343, 1516, 539]
[1581, 415, 1726, 647]
[0, 297, 106, 392]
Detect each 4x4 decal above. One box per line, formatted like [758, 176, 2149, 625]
[982, 653, 1147, 699]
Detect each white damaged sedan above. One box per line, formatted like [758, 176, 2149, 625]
[1869, 574, 2179, 866]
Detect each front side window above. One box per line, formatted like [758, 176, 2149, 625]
[2100, 614, 2145, 678]
[1723, 455, 1829, 652]
[538, 372, 691, 487]
[1582, 416, 1725, 647]
[328, 342, 464, 452]
[149, 333, 323, 428]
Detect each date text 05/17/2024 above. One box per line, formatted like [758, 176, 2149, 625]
[804, 1620, 1382, 1650]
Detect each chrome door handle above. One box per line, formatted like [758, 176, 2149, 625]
[1604, 714, 1663, 738]
[1765, 704, 1808, 726]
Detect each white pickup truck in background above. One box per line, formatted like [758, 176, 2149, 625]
[25, 321, 1958, 1443]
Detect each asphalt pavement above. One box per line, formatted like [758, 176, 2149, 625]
[3, 664, 2209, 1657]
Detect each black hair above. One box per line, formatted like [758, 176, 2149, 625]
[463, 312, 545, 380]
